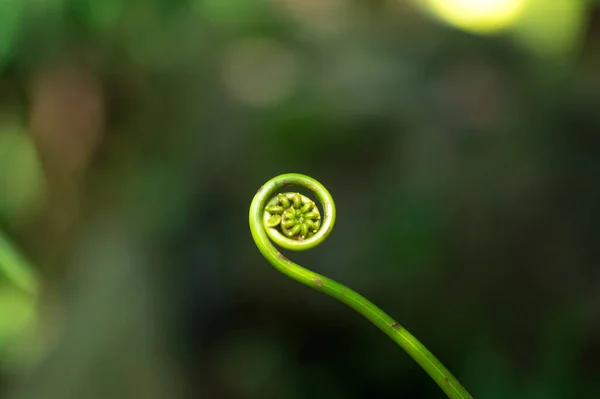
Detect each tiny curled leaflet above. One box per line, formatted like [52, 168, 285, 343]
[264, 192, 322, 240]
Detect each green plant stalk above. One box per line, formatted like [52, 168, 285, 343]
[0, 228, 39, 296]
[249, 173, 472, 399]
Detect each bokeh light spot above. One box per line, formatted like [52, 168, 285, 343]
[423, 0, 527, 34]
[275, 0, 349, 37]
[222, 38, 297, 107]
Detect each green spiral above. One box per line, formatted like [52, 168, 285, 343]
[249, 173, 472, 399]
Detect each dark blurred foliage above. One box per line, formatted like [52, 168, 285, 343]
[0, 0, 599, 398]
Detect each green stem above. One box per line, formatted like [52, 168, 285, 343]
[0, 228, 39, 296]
[249, 173, 472, 399]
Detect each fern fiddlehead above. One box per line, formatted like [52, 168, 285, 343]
[249, 173, 472, 399]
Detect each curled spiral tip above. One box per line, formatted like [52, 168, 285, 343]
[249, 173, 472, 399]
[250, 173, 335, 252]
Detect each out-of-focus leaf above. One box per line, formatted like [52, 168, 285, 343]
[76, 0, 126, 30]
[0, 127, 45, 227]
[0, 126, 42, 295]
[512, 0, 588, 57]
[0, 229, 39, 297]
[0, 0, 23, 65]
[193, 0, 267, 29]
[0, 284, 38, 367]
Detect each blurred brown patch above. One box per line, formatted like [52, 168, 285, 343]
[23, 58, 106, 283]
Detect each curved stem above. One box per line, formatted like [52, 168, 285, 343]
[249, 173, 472, 399]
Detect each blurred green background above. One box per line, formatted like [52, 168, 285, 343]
[0, 0, 599, 398]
